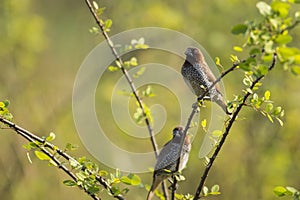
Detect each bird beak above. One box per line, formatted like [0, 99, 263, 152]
[184, 48, 193, 57]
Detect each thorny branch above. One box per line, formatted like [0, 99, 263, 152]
[193, 52, 277, 199]
[0, 117, 125, 200]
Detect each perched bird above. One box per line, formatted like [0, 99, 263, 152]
[147, 126, 191, 200]
[181, 47, 231, 114]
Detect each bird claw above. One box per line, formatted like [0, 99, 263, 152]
[168, 182, 178, 191]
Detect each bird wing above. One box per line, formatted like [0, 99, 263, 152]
[154, 140, 181, 172]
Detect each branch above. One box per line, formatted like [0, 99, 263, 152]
[170, 55, 249, 199]
[0, 117, 125, 200]
[84, 0, 159, 156]
[193, 52, 277, 199]
[84, 1, 170, 199]
[0, 117, 100, 200]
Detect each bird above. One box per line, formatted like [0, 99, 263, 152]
[181, 47, 231, 114]
[147, 126, 191, 200]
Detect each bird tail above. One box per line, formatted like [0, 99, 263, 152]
[147, 174, 166, 200]
[146, 190, 155, 200]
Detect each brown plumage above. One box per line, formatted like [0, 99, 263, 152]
[147, 126, 191, 200]
[181, 47, 231, 114]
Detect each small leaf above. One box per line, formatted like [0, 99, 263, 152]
[275, 35, 292, 45]
[271, 1, 290, 18]
[230, 55, 239, 63]
[211, 185, 220, 192]
[201, 119, 207, 128]
[215, 57, 222, 67]
[233, 46, 243, 52]
[130, 57, 138, 66]
[273, 106, 282, 115]
[128, 173, 141, 185]
[286, 186, 298, 194]
[120, 176, 131, 185]
[267, 113, 274, 123]
[273, 186, 287, 197]
[3, 100, 10, 107]
[256, 1, 272, 16]
[108, 65, 120, 72]
[92, 1, 99, 10]
[34, 151, 50, 161]
[212, 130, 222, 137]
[231, 24, 248, 35]
[104, 19, 112, 31]
[99, 170, 108, 176]
[291, 65, 300, 75]
[63, 180, 77, 187]
[295, 11, 300, 19]
[265, 103, 273, 112]
[276, 117, 284, 126]
[46, 132, 56, 141]
[203, 186, 209, 196]
[133, 67, 146, 78]
[264, 90, 271, 100]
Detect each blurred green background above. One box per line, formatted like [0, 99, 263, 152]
[1, 0, 300, 199]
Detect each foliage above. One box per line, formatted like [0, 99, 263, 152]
[0, 0, 299, 200]
[274, 186, 300, 200]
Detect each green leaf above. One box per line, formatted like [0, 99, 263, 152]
[265, 103, 273, 112]
[215, 57, 222, 67]
[291, 66, 300, 75]
[201, 119, 207, 128]
[274, 186, 287, 197]
[130, 174, 141, 185]
[133, 67, 146, 78]
[46, 132, 56, 141]
[264, 90, 271, 100]
[233, 46, 243, 52]
[276, 117, 284, 126]
[130, 57, 138, 66]
[273, 106, 282, 115]
[92, 1, 99, 10]
[34, 151, 50, 161]
[108, 65, 120, 72]
[249, 48, 261, 56]
[295, 11, 300, 19]
[271, 1, 290, 18]
[264, 40, 274, 54]
[256, 1, 272, 16]
[104, 19, 112, 31]
[3, 100, 10, 107]
[212, 130, 222, 137]
[66, 143, 79, 151]
[63, 180, 77, 187]
[120, 176, 131, 185]
[286, 186, 298, 195]
[99, 170, 108, 176]
[275, 34, 292, 45]
[203, 186, 209, 196]
[211, 185, 220, 193]
[267, 113, 274, 123]
[231, 24, 248, 35]
[76, 172, 87, 181]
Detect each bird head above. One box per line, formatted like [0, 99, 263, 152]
[172, 126, 184, 138]
[184, 47, 205, 64]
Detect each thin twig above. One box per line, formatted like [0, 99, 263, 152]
[84, 0, 159, 156]
[0, 117, 125, 200]
[0, 117, 100, 200]
[84, 0, 169, 199]
[193, 52, 277, 199]
[170, 56, 245, 199]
